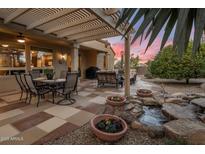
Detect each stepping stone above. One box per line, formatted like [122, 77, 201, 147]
[165, 98, 186, 105]
[192, 93, 205, 98]
[142, 97, 159, 106]
[199, 114, 205, 123]
[162, 103, 198, 120]
[124, 103, 135, 111]
[164, 119, 205, 144]
[171, 92, 187, 98]
[191, 98, 205, 108]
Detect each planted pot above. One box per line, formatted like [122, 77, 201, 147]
[106, 95, 126, 106]
[90, 114, 128, 142]
[137, 89, 153, 97]
[46, 72, 55, 80]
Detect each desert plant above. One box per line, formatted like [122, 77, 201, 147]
[130, 55, 139, 69]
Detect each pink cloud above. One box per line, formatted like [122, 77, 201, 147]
[111, 36, 173, 63]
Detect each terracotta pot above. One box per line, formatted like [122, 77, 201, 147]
[137, 89, 153, 97]
[90, 114, 128, 142]
[106, 96, 126, 106]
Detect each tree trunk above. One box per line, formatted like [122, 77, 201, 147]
[186, 78, 189, 84]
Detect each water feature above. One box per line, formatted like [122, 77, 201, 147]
[138, 106, 168, 126]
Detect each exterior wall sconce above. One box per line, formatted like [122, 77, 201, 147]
[59, 53, 66, 64]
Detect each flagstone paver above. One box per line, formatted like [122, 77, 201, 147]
[0, 80, 126, 144]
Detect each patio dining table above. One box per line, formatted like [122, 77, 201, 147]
[33, 77, 66, 104]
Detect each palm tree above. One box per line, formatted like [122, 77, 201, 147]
[116, 8, 205, 54]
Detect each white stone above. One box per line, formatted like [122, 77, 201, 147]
[125, 103, 135, 111]
[165, 98, 185, 105]
[191, 98, 205, 108]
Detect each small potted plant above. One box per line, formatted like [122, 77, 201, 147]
[106, 95, 126, 106]
[137, 89, 153, 97]
[44, 69, 55, 80]
[90, 114, 128, 142]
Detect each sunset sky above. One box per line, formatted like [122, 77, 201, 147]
[105, 16, 175, 64]
[105, 31, 174, 64]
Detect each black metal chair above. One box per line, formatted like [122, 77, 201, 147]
[14, 72, 28, 103]
[56, 72, 79, 105]
[30, 70, 41, 79]
[24, 73, 50, 107]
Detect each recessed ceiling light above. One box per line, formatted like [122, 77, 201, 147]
[1, 44, 9, 48]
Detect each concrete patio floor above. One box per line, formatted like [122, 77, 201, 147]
[0, 79, 134, 144]
[0, 77, 162, 145]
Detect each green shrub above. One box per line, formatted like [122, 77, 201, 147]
[147, 43, 205, 84]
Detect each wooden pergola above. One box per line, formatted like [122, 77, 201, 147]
[0, 8, 132, 96]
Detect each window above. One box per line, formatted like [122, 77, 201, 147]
[0, 48, 26, 67]
[31, 51, 53, 67]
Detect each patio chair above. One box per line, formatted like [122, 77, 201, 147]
[96, 71, 107, 87]
[24, 73, 50, 107]
[56, 72, 78, 105]
[130, 73, 137, 85]
[59, 70, 67, 79]
[56, 70, 68, 90]
[14, 72, 28, 103]
[30, 70, 41, 79]
[96, 71, 123, 88]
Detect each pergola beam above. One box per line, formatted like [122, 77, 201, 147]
[4, 9, 30, 24]
[27, 9, 78, 30]
[67, 27, 113, 41]
[87, 8, 124, 36]
[57, 21, 106, 38]
[44, 15, 96, 34]
[77, 32, 118, 43]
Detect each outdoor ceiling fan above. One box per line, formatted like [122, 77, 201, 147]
[17, 32, 25, 43]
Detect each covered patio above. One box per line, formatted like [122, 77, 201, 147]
[0, 8, 132, 96]
[0, 8, 205, 145]
[0, 8, 135, 144]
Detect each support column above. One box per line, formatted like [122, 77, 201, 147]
[124, 34, 130, 97]
[71, 43, 79, 72]
[96, 52, 105, 70]
[105, 53, 109, 70]
[25, 43, 31, 73]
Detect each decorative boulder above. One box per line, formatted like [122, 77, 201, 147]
[129, 99, 143, 105]
[119, 112, 136, 124]
[147, 126, 165, 138]
[142, 97, 159, 106]
[164, 119, 205, 144]
[200, 83, 205, 91]
[165, 98, 186, 105]
[130, 121, 144, 130]
[188, 129, 205, 145]
[199, 114, 205, 123]
[192, 93, 205, 98]
[130, 105, 143, 117]
[162, 103, 198, 120]
[171, 92, 187, 98]
[124, 103, 135, 111]
[191, 98, 205, 108]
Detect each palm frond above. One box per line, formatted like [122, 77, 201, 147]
[116, 8, 205, 54]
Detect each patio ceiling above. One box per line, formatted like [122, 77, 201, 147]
[0, 8, 124, 43]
